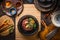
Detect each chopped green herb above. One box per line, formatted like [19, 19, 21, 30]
[33, 23, 36, 29]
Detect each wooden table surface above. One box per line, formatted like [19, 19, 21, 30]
[16, 4, 41, 40]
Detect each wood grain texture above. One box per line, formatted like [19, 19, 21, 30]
[16, 4, 41, 40]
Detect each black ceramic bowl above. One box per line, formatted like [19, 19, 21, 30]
[18, 15, 39, 36]
[34, 0, 58, 12]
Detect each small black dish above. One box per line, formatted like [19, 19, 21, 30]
[18, 15, 39, 36]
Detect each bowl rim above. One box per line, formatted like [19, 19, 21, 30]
[18, 15, 39, 36]
[9, 7, 17, 16]
[51, 10, 60, 27]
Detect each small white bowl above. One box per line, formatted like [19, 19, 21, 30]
[51, 11, 60, 27]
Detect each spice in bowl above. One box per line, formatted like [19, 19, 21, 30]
[5, 1, 12, 8]
[16, 2, 21, 8]
[9, 7, 17, 16]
